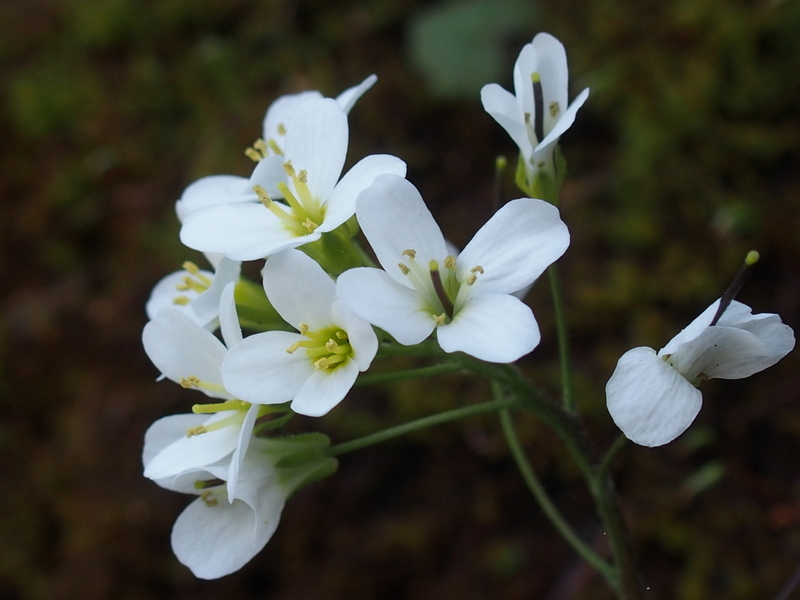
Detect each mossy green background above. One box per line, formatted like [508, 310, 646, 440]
[1, 0, 799, 598]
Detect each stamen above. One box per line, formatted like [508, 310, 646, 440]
[192, 399, 249, 414]
[299, 323, 310, 335]
[200, 490, 219, 507]
[173, 296, 191, 305]
[471, 266, 485, 274]
[179, 376, 227, 395]
[335, 331, 348, 340]
[549, 101, 560, 118]
[302, 218, 319, 232]
[187, 425, 207, 437]
[267, 139, 283, 155]
[444, 256, 456, 270]
[253, 185, 272, 207]
[531, 72, 544, 143]
[402, 249, 417, 259]
[277, 123, 286, 136]
[433, 313, 447, 325]
[286, 341, 302, 354]
[398, 263, 410, 275]
[253, 139, 268, 155]
[245, 147, 262, 162]
[181, 376, 201, 389]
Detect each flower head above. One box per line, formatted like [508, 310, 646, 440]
[143, 427, 336, 579]
[222, 249, 378, 416]
[180, 97, 406, 260]
[481, 32, 589, 193]
[606, 299, 795, 447]
[336, 174, 570, 363]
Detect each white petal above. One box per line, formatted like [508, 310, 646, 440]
[222, 331, 313, 404]
[659, 300, 720, 357]
[337, 267, 436, 345]
[480, 83, 531, 159]
[458, 198, 569, 294]
[175, 175, 253, 222]
[191, 257, 242, 327]
[226, 403, 260, 502]
[144, 411, 243, 480]
[335, 74, 377, 114]
[218, 281, 243, 349]
[180, 202, 316, 261]
[284, 98, 348, 201]
[355, 174, 448, 283]
[291, 360, 360, 417]
[606, 347, 702, 447]
[531, 32, 569, 135]
[669, 320, 794, 381]
[535, 87, 589, 154]
[143, 413, 205, 468]
[171, 492, 279, 580]
[145, 270, 208, 324]
[262, 249, 337, 330]
[142, 308, 231, 399]
[263, 91, 322, 142]
[249, 154, 288, 200]
[321, 154, 407, 232]
[437, 294, 540, 362]
[331, 300, 378, 371]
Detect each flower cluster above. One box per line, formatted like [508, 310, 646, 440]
[141, 33, 794, 582]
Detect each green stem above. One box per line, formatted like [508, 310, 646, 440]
[327, 397, 517, 457]
[599, 435, 627, 481]
[355, 363, 463, 387]
[548, 263, 574, 412]
[499, 407, 618, 589]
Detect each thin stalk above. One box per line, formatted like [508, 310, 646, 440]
[327, 397, 517, 457]
[548, 263, 575, 412]
[599, 435, 627, 481]
[499, 407, 618, 589]
[355, 363, 463, 387]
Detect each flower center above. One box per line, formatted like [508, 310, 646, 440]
[286, 323, 353, 370]
[172, 261, 212, 306]
[253, 160, 325, 237]
[396, 250, 484, 325]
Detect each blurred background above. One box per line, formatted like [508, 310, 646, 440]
[2, 0, 799, 598]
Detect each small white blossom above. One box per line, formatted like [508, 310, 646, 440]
[336, 174, 570, 363]
[180, 97, 406, 260]
[481, 32, 589, 190]
[606, 299, 795, 447]
[222, 249, 378, 416]
[145, 256, 241, 329]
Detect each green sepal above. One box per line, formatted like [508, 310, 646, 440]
[259, 432, 338, 495]
[514, 153, 532, 196]
[253, 411, 294, 436]
[280, 457, 339, 497]
[300, 223, 365, 276]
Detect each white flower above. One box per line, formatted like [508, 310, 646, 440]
[179, 97, 406, 260]
[606, 299, 795, 447]
[143, 426, 285, 579]
[174, 75, 378, 222]
[336, 174, 570, 363]
[222, 249, 378, 416]
[143, 282, 261, 499]
[145, 256, 241, 329]
[481, 32, 589, 190]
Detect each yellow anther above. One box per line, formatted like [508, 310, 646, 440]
[267, 139, 283, 155]
[200, 491, 219, 507]
[298, 169, 308, 184]
[471, 265, 484, 274]
[433, 313, 448, 325]
[286, 341, 302, 354]
[314, 357, 329, 370]
[277, 123, 287, 136]
[245, 147, 262, 162]
[444, 256, 456, 270]
[524, 112, 531, 124]
[335, 331, 348, 340]
[299, 323, 310, 335]
[182, 261, 200, 275]
[302, 218, 319, 232]
[402, 249, 417, 259]
[181, 376, 201, 389]
[465, 274, 477, 285]
[254, 139, 268, 154]
[325, 339, 338, 352]
[173, 296, 191, 305]
[283, 160, 296, 178]
[187, 425, 208, 437]
[398, 263, 410, 275]
[253, 185, 271, 207]
[549, 101, 560, 118]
